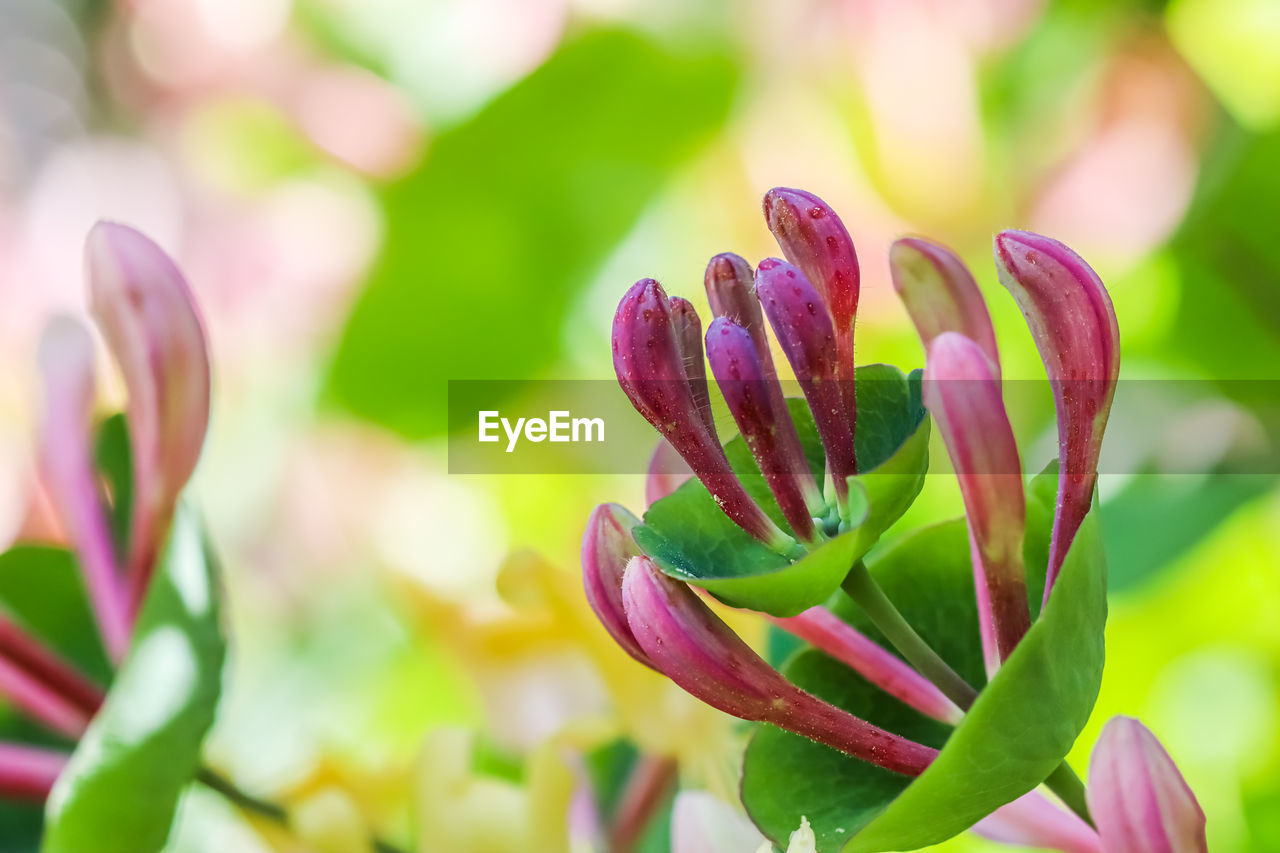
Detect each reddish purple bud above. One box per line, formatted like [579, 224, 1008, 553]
[770, 607, 962, 724]
[86, 222, 211, 607]
[622, 557, 936, 776]
[668, 296, 717, 439]
[993, 231, 1119, 603]
[613, 280, 792, 551]
[0, 742, 68, 801]
[755, 258, 857, 504]
[923, 332, 1030, 673]
[646, 439, 693, 506]
[762, 188, 860, 335]
[581, 503, 653, 668]
[1087, 717, 1206, 853]
[36, 317, 132, 662]
[705, 318, 822, 542]
[890, 238, 1000, 374]
[704, 253, 770, 365]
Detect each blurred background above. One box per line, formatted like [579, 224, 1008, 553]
[1, 0, 1279, 849]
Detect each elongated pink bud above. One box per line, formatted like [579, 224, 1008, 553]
[770, 607, 962, 724]
[668, 296, 717, 439]
[0, 742, 68, 801]
[890, 238, 1000, 374]
[705, 319, 823, 540]
[994, 231, 1119, 603]
[0, 617, 103, 717]
[762, 189, 859, 335]
[581, 503, 652, 668]
[1087, 717, 1207, 853]
[0, 655, 91, 739]
[704, 253, 770, 366]
[86, 222, 211, 609]
[755, 259, 857, 504]
[762, 189, 859, 459]
[974, 790, 1101, 853]
[622, 557, 937, 777]
[923, 332, 1030, 673]
[36, 316, 132, 662]
[613, 280, 792, 551]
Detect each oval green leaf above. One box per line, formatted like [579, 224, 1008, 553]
[42, 504, 225, 853]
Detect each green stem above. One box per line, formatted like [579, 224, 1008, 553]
[196, 767, 408, 853]
[841, 562, 979, 710]
[1043, 761, 1094, 828]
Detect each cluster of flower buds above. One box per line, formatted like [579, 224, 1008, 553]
[891, 230, 1119, 673]
[590, 187, 1204, 849]
[0, 223, 210, 802]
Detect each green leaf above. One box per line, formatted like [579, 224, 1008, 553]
[326, 28, 739, 438]
[742, 519, 982, 851]
[742, 470, 1095, 851]
[633, 366, 927, 616]
[844, 512, 1106, 852]
[94, 414, 132, 563]
[42, 504, 225, 853]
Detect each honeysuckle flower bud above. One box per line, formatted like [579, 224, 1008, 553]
[993, 230, 1119, 602]
[705, 252, 771, 366]
[890, 238, 1000, 374]
[581, 503, 653, 668]
[0, 742, 68, 801]
[706, 318, 822, 542]
[668, 296, 717, 438]
[613, 279, 793, 552]
[755, 258, 857, 506]
[923, 332, 1030, 673]
[763, 188, 859, 336]
[645, 439, 692, 505]
[0, 616, 103, 737]
[86, 222, 211, 607]
[974, 790, 1101, 853]
[622, 556, 937, 776]
[1087, 717, 1207, 853]
[769, 607, 962, 724]
[36, 316, 132, 661]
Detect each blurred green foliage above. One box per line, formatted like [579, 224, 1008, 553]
[328, 28, 739, 438]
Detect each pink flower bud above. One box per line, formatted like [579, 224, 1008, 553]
[86, 222, 211, 605]
[0, 742, 68, 801]
[668, 296, 718, 439]
[613, 279, 792, 551]
[923, 332, 1030, 673]
[890, 238, 1000, 374]
[993, 231, 1119, 603]
[36, 316, 132, 661]
[581, 503, 652, 668]
[704, 253, 771, 367]
[762, 188, 859, 335]
[706, 318, 822, 542]
[1086, 717, 1206, 853]
[755, 258, 857, 503]
[622, 557, 937, 776]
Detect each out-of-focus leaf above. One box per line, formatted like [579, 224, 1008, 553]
[94, 414, 132, 564]
[845, 514, 1105, 852]
[41, 505, 225, 853]
[327, 28, 739, 438]
[634, 368, 927, 617]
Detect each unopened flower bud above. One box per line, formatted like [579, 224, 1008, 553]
[890, 237, 999, 373]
